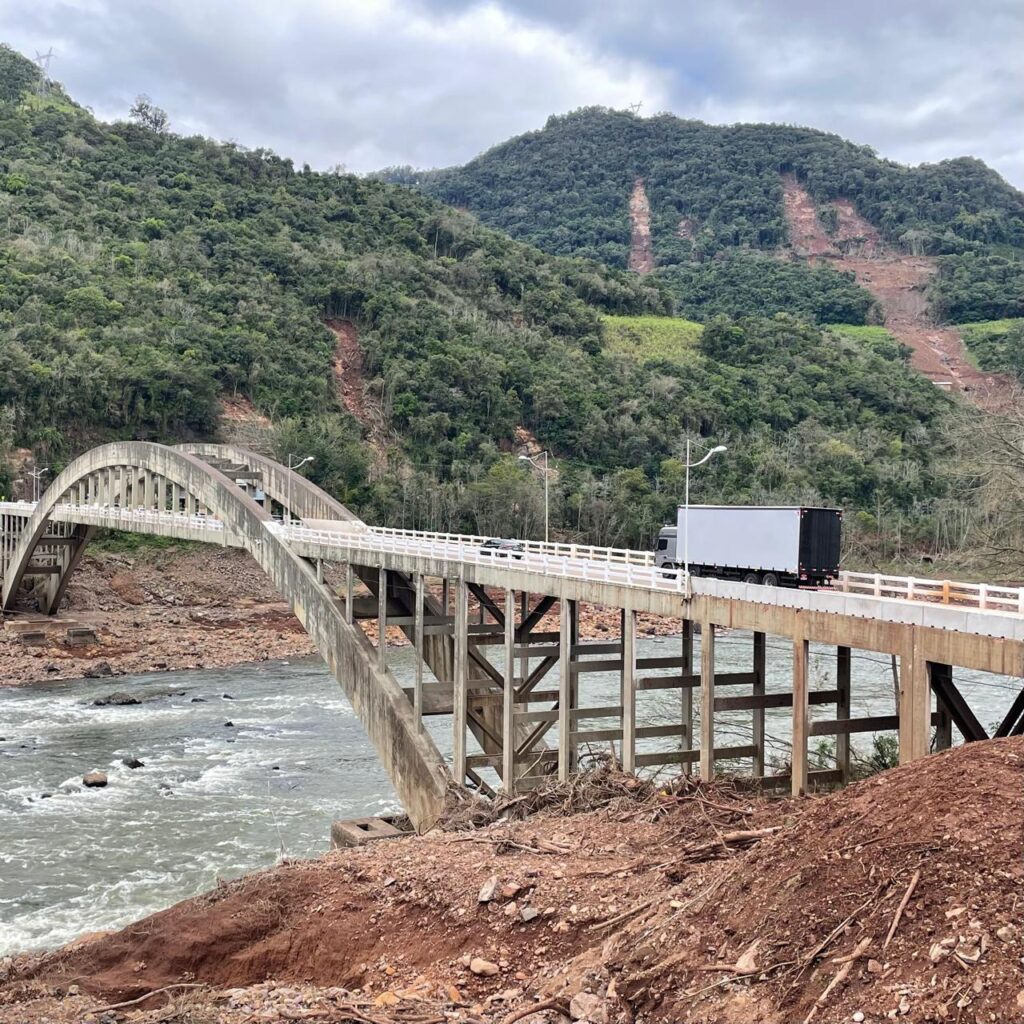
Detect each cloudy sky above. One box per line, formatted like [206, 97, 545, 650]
[2, 0, 1022, 187]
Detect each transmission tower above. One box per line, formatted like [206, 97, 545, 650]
[627, 100, 643, 115]
[33, 49, 55, 95]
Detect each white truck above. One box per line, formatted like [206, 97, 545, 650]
[654, 505, 842, 588]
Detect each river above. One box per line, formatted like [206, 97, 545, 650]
[0, 633, 1017, 955]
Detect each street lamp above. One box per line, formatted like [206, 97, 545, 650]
[518, 451, 550, 544]
[683, 440, 727, 584]
[28, 467, 50, 503]
[286, 454, 314, 524]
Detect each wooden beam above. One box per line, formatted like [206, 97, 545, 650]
[467, 582, 504, 626]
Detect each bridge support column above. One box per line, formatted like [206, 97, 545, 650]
[345, 563, 354, 625]
[452, 579, 469, 786]
[377, 567, 388, 673]
[752, 631, 766, 777]
[502, 588, 516, 788]
[836, 645, 852, 781]
[899, 632, 931, 764]
[622, 607, 637, 773]
[413, 573, 425, 720]
[792, 631, 809, 797]
[558, 598, 576, 781]
[700, 619, 715, 781]
[681, 619, 693, 771]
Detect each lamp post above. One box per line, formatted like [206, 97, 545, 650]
[518, 451, 550, 543]
[286, 454, 314, 525]
[683, 440, 727, 584]
[28, 466, 50, 503]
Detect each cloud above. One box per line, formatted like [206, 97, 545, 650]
[0, 0, 1020, 186]
[1, 0, 668, 172]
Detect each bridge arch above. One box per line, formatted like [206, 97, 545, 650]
[1, 441, 449, 830]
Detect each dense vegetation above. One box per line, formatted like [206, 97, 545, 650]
[958, 319, 1024, 377]
[0, 47, 973, 558]
[383, 107, 1024, 324]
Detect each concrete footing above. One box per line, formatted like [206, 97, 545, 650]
[330, 816, 407, 849]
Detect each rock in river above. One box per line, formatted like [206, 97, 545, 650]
[93, 690, 137, 706]
[85, 662, 115, 680]
[121, 757, 145, 769]
[82, 771, 108, 788]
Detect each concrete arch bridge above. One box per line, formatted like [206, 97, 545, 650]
[2, 442, 1023, 831]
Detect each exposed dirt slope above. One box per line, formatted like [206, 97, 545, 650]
[3, 739, 1021, 1023]
[780, 175, 1010, 406]
[324, 318, 391, 463]
[627, 178, 655, 274]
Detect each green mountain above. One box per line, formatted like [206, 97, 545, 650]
[383, 107, 1024, 325]
[0, 48, 963, 554]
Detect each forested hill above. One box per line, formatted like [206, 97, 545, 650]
[382, 107, 1024, 324]
[0, 47, 964, 555]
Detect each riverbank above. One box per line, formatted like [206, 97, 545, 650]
[2, 738, 1021, 1023]
[0, 546, 685, 688]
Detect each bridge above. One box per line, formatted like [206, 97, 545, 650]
[2, 441, 1023, 832]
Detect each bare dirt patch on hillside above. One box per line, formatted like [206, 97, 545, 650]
[780, 175, 1011, 406]
[2, 739, 1021, 1023]
[628, 178, 655, 274]
[325, 318, 391, 463]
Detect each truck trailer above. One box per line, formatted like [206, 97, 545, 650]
[654, 505, 842, 588]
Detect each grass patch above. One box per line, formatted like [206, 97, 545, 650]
[89, 530, 203, 554]
[825, 324, 896, 344]
[601, 315, 703, 364]
[956, 318, 1024, 375]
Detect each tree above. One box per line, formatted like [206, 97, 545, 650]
[129, 94, 169, 133]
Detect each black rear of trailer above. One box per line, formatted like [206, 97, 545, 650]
[797, 507, 842, 585]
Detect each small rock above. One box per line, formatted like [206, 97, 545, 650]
[853, 1014, 865, 1023]
[191, 697, 207, 703]
[121, 757, 145, 769]
[222, 693, 235, 700]
[569, 991, 606, 1022]
[224, 721, 234, 728]
[479, 875, 500, 903]
[501, 882, 522, 900]
[503, 901, 519, 917]
[469, 957, 500, 977]
[867, 959, 883, 974]
[82, 771, 108, 788]
[520, 906, 539, 923]
[85, 663, 115, 680]
[997, 925, 1017, 942]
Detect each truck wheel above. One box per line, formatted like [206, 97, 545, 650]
[742, 571, 759, 585]
[761, 571, 780, 587]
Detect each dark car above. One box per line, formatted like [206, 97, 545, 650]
[480, 538, 525, 560]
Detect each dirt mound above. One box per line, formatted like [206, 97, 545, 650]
[3, 741, 1021, 1022]
[592, 737, 1024, 1022]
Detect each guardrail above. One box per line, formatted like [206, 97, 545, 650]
[368, 525, 654, 567]
[273, 522, 684, 593]
[837, 571, 1024, 614]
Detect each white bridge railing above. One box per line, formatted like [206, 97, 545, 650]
[368, 525, 654, 567]
[5, 501, 1024, 616]
[837, 571, 1024, 614]
[273, 522, 684, 593]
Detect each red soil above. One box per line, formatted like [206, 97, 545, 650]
[779, 175, 1012, 407]
[3, 739, 1022, 1023]
[627, 178, 655, 274]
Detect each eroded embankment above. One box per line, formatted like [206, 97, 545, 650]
[2, 738, 1021, 1023]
